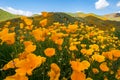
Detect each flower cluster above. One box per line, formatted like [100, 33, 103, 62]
[0, 12, 120, 80]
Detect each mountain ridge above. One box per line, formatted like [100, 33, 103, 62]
[0, 9, 120, 31]
[104, 13, 120, 21]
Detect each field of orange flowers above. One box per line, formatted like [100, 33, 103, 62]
[0, 12, 120, 80]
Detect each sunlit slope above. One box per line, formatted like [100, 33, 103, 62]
[0, 12, 120, 30]
[67, 12, 108, 20]
[104, 13, 120, 21]
[0, 12, 83, 28]
[0, 9, 20, 22]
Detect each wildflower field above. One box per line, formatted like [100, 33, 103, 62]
[0, 12, 120, 80]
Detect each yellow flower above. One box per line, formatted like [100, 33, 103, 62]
[80, 44, 86, 48]
[25, 25, 33, 30]
[68, 24, 78, 33]
[70, 61, 82, 72]
[92, 68, 99, 74]
[2, 58, 20, 70]
[111, 50, 120, 58]
[24, 18, 33, 26]
[89, 44, 99, 51]
[41, 11, 48, 17]
[71, 71, 86, 80]
[0, 28, 9, 37]
[102, 52, 113, 60]
[115, 69, 120, 79]
[24, 41, 33, 47]
[81, 49, 87, 55]
[23, 41, 36, 53]
[1, 32, 15, 45]
[92, 54, 105, 63]
[86, 49, 94, 55]
[19, 52, 29, 60]
[51, 34, 59, 42]
[10, 27, 15, 32]
[16, 53, 46, 76]
[70, 60, 90, 72]
[6, 21, 11, 25]
[32, 28, 45, 41]
[40, 19, 47, 27]
[44, 48, 55, 57]
[55, 38, 64, 46]
[81, 60, 90, 70]
[20, 23, 24, 29]
[86, 77, 93, 80]
[4, 73, 28, 80]
[62, 77, 67, 80]
[25, 44, 36, 53]
[48, 63, 60, 80]
[69, 45, 78, 51]
[99, 62, 109, 72]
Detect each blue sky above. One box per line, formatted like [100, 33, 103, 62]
[0, 0, 120, 16]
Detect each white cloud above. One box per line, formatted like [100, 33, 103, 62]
[117, 1, 120, 7]
[0, 7, 33, 16]
[76, 11, 82, 13]
[95, 0, 109, 10]
[117, 11, 120, 13]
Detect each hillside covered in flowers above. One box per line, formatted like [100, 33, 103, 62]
[0, 12, 120, 80]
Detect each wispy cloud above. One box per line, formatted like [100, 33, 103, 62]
[95, 0, 109, 10]
[117, 11, 120, 13]
[0, 7, 34, 16]
[76, 11, 82, 13]
[117, 1, 120, 7]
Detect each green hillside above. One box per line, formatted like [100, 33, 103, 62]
[0, 9, 20, 22]
[0, 12, 120, 31]
[67, 12, 86, 17]
[0, 12, 84, 28]
[83, 16, 120, 30]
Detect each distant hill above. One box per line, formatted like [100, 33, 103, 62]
[67, 12, 86, 17]
[0, 12, 84, 28]
[104, 13, 120, 21]
[67, 12, 108, 20]
[32, 12, 84, 25]
[0, 9, 20, 22]
[83, 15, 120, 30]
[67, 12, 120, 30]
[0, 12, 120, 31]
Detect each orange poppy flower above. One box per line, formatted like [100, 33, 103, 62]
[92, 54, 105, 63]
[71, 71, 86, 80]
[4, 73, 28, 80]
[24, 18, 33, 26]
[111, 50, 120, 58]
[0, 28, 9, 37]
[25, 44, 36, 53]
[20, 23, 24, 29]
[99, 62, 109, 72]
[41, 11, 48, 17]
[92, 68, 99, 74]
[70, 60, 90, 72]
[40, 19, 47, 27]
[23, 41, 36, 53]
[69, 45, 78, 51]
[16, 53, 46, 76]
[2, 58, 20, 70]
[1, 32, 15, 45]
[48, 63, 60, 80]
[44, 48, 55, 57]
[55, 38, 64, 46]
